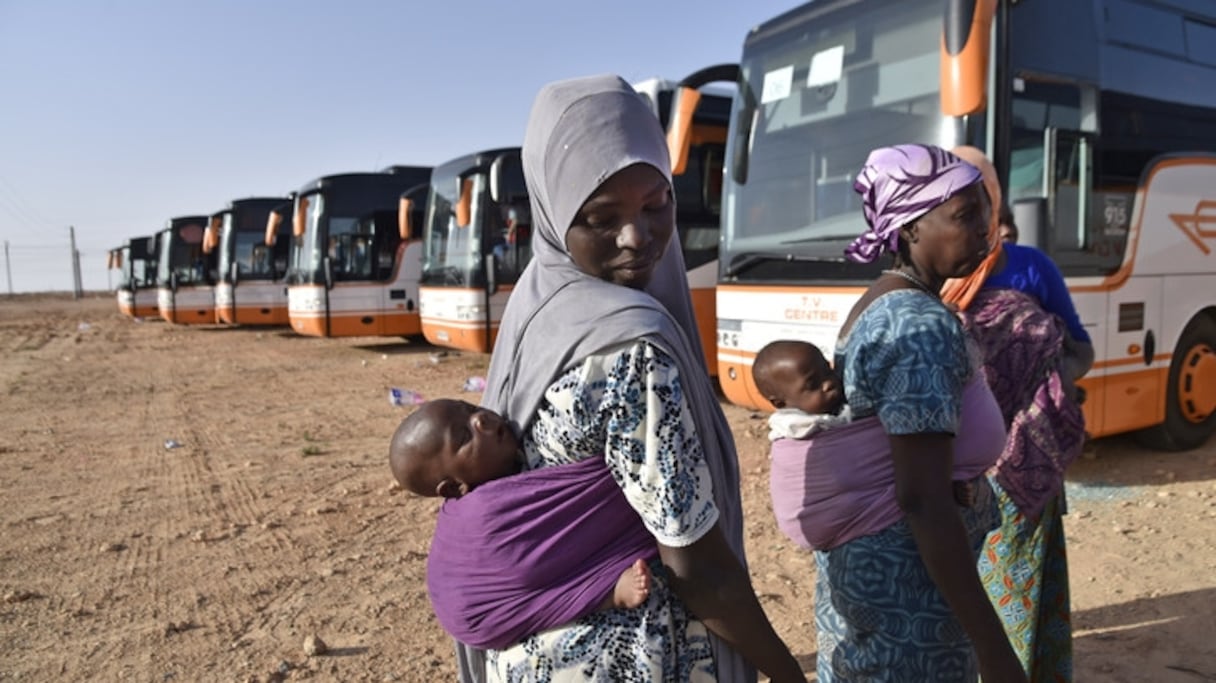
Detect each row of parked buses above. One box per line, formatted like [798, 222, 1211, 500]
[109, 0, 1216, 451]
[106, 72, 734, 376]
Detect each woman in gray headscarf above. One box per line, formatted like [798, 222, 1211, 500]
[454, 74, 803, 682]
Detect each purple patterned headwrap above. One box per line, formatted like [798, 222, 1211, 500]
[846, 144, 982, 264]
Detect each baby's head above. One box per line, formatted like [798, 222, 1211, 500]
[388, 399, 521, 498]
[752, 340, 843, 415]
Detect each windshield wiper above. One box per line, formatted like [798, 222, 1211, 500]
[725, 252, 846, 277]
[780, 234, 857, 245]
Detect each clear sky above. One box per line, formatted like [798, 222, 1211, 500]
[0, 0, 799, 294]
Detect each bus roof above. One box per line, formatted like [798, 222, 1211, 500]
[166, 215, 208, 229]
[293, 171, 416, 196]
[432, 147, 520, 178]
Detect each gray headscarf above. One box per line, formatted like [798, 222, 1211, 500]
[458, 74, 752, 682]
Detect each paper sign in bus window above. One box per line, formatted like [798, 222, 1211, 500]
[807, 46, 844, 87]
[761, 65, 794, 104]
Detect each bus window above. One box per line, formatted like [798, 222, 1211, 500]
[1010, 78, 1123, 274]
[1008, 80, 1082, 203]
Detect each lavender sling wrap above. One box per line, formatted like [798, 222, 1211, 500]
[769, 375, 1006, 551]
[427, 456, 657, 649]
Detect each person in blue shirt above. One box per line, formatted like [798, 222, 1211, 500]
[982, 237, 1094, 389]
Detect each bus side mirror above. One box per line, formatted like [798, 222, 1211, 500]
[266, 212, 283, 247]
[455, 178, 473, 228]
[204, 216, 221, 254]
[485, 253, 498, 295]
[399, 197, 414, 240]
[939, 0, 994, 116]
[293, 197, 309, 237]
[489, 151, 524, 204]
[667, 86, 701, 176]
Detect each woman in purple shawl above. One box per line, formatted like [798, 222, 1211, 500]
[943, 147, 1091, 681]
[446, 74, 803, 682]
[820, 144, 1026, 682]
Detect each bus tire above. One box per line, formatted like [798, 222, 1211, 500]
[1134, 313, 1216, 451]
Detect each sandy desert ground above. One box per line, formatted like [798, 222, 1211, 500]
[1, 293, 1214, 682]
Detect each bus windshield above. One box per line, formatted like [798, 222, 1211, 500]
[157, 221, 210, 286]
[327, 209, 393, 281]
[116, 246, 133, 289]
[421, 168, 483, 286]
[723, 0, 946, 280]
[220, 212, 276, 281]
[289, 191, 323, 285]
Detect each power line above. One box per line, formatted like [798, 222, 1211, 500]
[0, 173, 54, 227]
[3, 244, 70, 250]
[0, 192, 49, 229]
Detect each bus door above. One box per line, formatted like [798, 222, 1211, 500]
[1009, 76, 1161, 437]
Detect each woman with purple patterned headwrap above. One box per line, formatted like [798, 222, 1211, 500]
[811, 144, 1027, 682]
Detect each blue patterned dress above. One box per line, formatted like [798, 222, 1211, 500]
[485, 340, 720, 682]
[816, 290, 1001, 682]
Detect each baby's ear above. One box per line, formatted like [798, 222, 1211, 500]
[768, 397, 786, 409]
[436, 479, 463, 499]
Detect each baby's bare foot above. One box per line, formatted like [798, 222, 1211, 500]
[612, 559, 652, 609]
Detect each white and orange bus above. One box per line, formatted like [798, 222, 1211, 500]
[108, 235, 158, 318]
[416, 147, 529, 353]
[418, 73, 734, 374]
[667, 0, 1216, 449]
[285, 166, 432, 337]
[210, 197, 293, 325]
[155, 215, 216, 325]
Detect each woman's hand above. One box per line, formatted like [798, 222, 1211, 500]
[1062, 336, 1095, 382]
[659, 524, 806, 683]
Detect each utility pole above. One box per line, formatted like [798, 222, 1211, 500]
[4, 240, 11, 295]
[69, 226, 83, 299]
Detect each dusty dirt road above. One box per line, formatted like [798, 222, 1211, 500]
[1, 294, 1214, 682]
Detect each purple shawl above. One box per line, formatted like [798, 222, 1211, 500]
[959, 288, 1086, 518]
[426, 456, 658, 650]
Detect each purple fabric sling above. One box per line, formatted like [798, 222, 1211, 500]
[426, 456, 658, 650]
[959, 287, 1086, 518]
[769, 374, 1005, 550]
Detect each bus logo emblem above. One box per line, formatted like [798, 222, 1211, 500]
[1170, 200, 1216, 255]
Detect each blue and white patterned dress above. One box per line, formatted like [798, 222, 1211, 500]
[815, 289, 1001, 682]
[486, 340, 721, 682]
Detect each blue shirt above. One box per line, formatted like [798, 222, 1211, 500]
[983, 243, 1091, 343]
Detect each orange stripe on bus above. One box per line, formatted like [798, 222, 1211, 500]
[291, 312, 421, 337]
[717, 283, 868, 296]
[1096, 367, 1167, 436]
[162, 307, 217, 325]
[1091, 353, 1172, 370]
[422, 322, 494, 353]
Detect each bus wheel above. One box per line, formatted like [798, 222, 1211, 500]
[1135, 314, 1216, 451]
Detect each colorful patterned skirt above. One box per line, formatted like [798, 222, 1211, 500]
[977, 478, 1072, 681]
[813, 476, 1000, 682]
